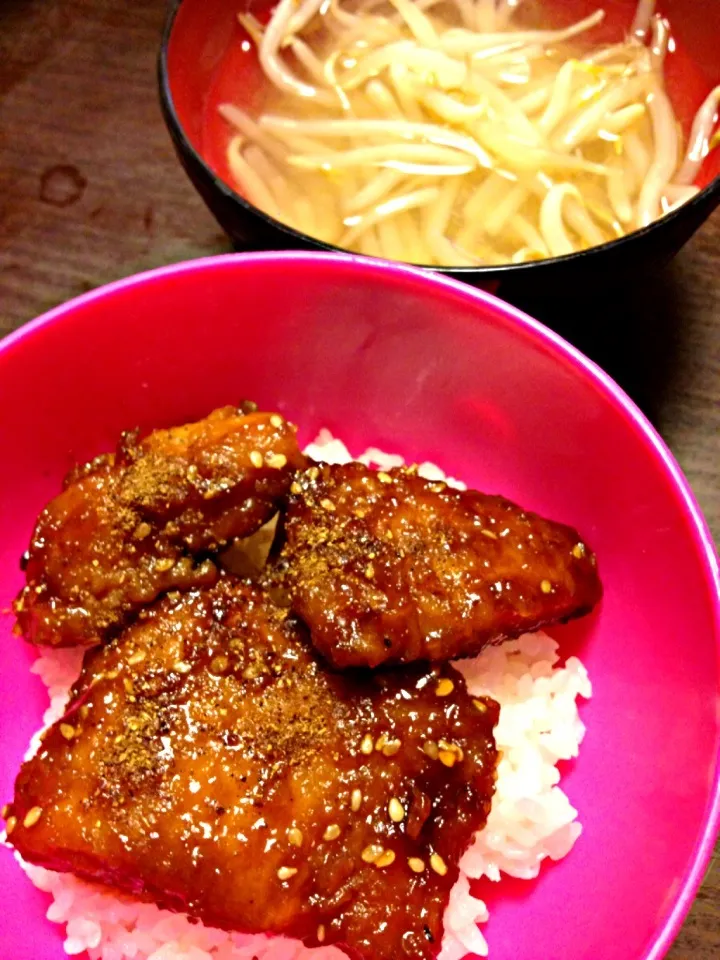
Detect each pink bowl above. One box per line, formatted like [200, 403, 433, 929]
[0, 252, 718, 960]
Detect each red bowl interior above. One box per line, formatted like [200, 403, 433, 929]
[0, 252, 718, 960]
[166, 0, 720, 204]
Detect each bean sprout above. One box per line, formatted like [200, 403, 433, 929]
[631, 0, 656, 42]
[674, 86, 720, 185]
[636, 82, 679, 227]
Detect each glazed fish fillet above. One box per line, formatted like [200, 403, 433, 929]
[6, 580, 499, 960]
[14, 406, 305, 647]
[271, 461, 601, 668]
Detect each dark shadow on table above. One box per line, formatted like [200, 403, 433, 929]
[499, 264, 686, 430]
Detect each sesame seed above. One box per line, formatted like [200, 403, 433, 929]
[423, 740, 439, 760]
[435, 678, 454, 696]
[23, 806, 43, 828]
[5, 816, 16, 835]
[430, 853, 448, 876]
[290, 481, 302, 495]
[540, 579, 553, 594]
[267, 453, 287, 469]
[375, 733, 387, 752]
[361, 843, 384, 863]
[250, 450, 264, 468]
[430, 482, 446, 493]
[472, 698, 488, 713]
[437, 740, 463, 761]
[351, 789, 363, 812]
[288, 827, 304, 847]
[173, 661, 192, 674]
[317, 925, 326, 943]
[365, 563, 375, 579]
[127, 650, 146, 665]
[408, 857, 425, 873]
[156, 558, 174, 572]
[209, 655, 229, 675]
[277, 866, 298, 881]
[375, 849, 396, 868]
[1, 805, 9, 819]
[270, 414, 284, 428]
[308, 466, 320, 480]
[59, 723, 76, 741]
[377, 472, 392, 484]
[572, 543, 586, 559]
[123, 678, 134, 694]
[360, 734, 374, 755]
[438, 750, 457, 767]
[320, 498, 336, 512]
[133, 522, 152, 540]
[323, 824, 341, 841]
[382, 739, 401, 757]
[481, 529, 498, 540]
[388, 798, 405, 823]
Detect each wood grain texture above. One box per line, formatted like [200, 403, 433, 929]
[0, 0, 718, 957]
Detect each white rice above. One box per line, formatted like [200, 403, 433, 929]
[10, 433, 592, 960]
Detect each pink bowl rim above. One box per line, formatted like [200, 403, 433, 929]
[1, 250, 719, 960]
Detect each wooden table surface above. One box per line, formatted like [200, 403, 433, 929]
[0, 0, 718, 956]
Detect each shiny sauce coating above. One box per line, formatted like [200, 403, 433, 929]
[15, 406, 306, 647]
[7, 581, 499, 960]
[272, 461, 601, 668]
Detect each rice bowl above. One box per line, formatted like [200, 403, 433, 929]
[0, 252, 718, 960]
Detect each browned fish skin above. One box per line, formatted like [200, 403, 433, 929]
[272, 461, 602, 668]
[14, 406, 306, 648]
[6, 580, 498, 960]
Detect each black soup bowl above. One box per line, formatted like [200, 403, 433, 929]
[158, 0, 720, 296]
